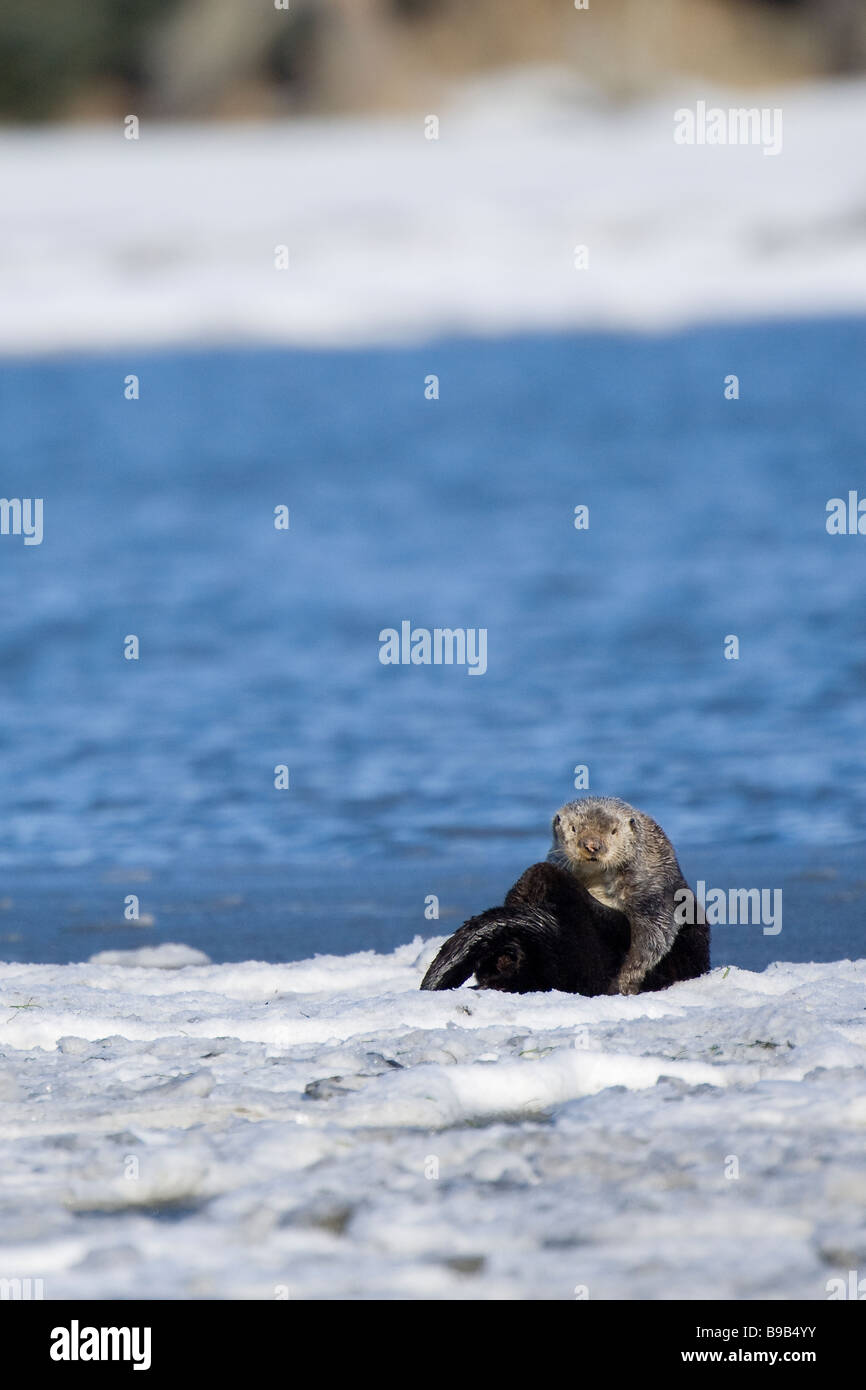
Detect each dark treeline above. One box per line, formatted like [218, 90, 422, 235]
[1, 0, 863, 123]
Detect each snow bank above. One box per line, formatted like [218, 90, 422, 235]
[0, 940, 864, 1299]
[4, 72, 866, 356]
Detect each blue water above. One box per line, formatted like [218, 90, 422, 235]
[1, 320, 865, 962]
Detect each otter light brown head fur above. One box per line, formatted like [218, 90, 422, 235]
[548, 796, 641, 878]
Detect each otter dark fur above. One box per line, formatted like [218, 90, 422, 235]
[548, 796, 710, 994]
[419, 858, 707, 995]
[420, 862, 630, 995]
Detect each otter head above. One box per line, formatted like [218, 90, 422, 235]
[548, 797, 639, 874]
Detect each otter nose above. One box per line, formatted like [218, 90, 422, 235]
[583, 838, 601, 855]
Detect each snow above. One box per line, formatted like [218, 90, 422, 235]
[1, 940, 864, 1299]
[4, 71, 866, 356]
[89, 943, 212, 969]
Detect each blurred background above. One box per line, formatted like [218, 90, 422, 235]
[1, 0, 866, 122]
[0, 0, 864, 966]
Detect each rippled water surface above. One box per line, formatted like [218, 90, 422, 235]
[1, 320, 864, 958]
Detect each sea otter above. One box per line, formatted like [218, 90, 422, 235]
[419, 851, 708, 995]
[548, 796, 710, 994]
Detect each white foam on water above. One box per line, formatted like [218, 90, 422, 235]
[3, 71, 866, 356]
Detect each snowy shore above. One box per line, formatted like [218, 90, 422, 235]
[1, 942, 864, 1299]
[3, 73, 866, 356]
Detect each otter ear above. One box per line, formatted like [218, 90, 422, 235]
[629, 816, 637, 828]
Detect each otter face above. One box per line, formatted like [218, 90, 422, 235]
[549, 798, 638, 873]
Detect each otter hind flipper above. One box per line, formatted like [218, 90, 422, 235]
[420, 905, 559, 993]
[473, 936, 531, 991]
[419, 909, 514, 990]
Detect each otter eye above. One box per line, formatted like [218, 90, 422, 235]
[610, 827, 617, 835]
